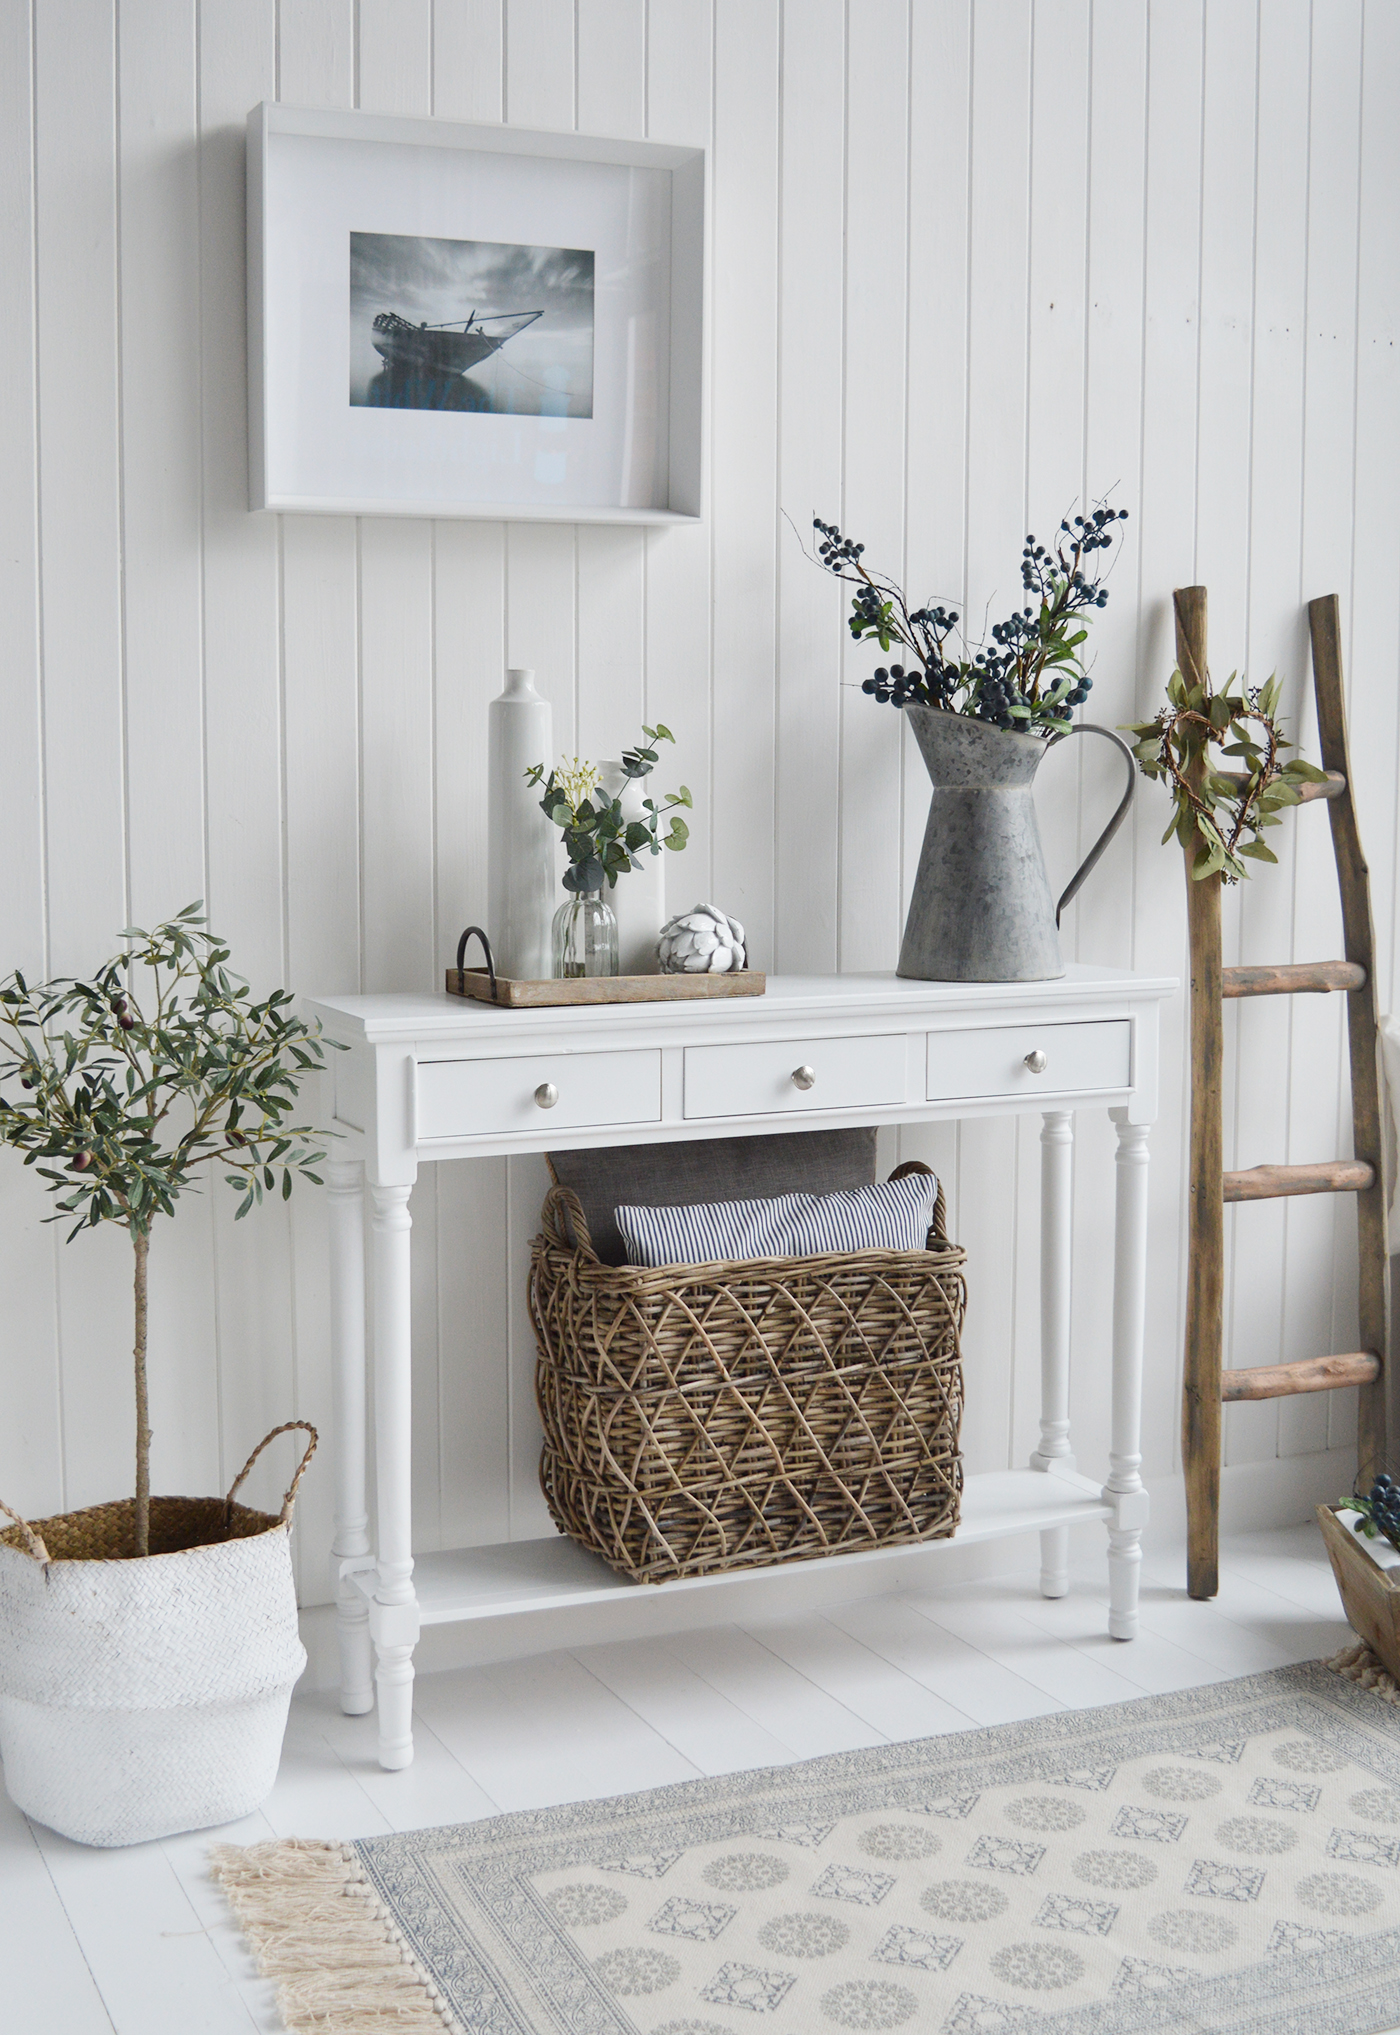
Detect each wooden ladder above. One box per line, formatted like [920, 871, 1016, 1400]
[1178, 588, 1392, 1601]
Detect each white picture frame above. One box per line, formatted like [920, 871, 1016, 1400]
[246, 103, 704, 524]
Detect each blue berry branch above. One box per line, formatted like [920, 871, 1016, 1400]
[1346, 1473, 1400, 1555]
[807, 502, 1128, 737]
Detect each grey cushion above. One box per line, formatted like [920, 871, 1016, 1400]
[548, 1126, 879, 1265]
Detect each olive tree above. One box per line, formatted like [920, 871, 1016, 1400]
[0, 905, 332, 1556]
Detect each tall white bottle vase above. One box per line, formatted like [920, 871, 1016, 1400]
[599, 761, 666, 975]
[487, 669, 554, 981]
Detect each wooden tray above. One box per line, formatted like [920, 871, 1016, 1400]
[1317, 1502, 1400, 1682]
[445, 967, 767, 1009]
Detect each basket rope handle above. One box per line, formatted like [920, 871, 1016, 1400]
[887, 1158, 947, 1243]
[541, 1182, 600, 1261]
[225, 1420, 319, 1526]
[0, 1498, 50, 1566]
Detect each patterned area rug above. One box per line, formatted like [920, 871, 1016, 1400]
[213, 1660, 1400, 2035]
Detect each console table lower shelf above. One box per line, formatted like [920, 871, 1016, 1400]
[340, 1466, 1125, 1667]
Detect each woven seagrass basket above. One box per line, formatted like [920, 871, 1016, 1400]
[0, 1423, 315, 1848]
[529, 1162, 967, 1584]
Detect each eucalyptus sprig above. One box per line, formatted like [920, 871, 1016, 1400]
[0, 904, 336, 1555]
[527, 725, 692, 895]
[1124, 670, 1327, 883]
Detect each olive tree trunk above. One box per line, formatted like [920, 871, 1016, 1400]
[133, 1225, 151, 1558]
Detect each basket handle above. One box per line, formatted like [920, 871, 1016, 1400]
[0, 1498, 50, 1566]
[888, 1158, 948, 1244]
[225, 1420, 319, 1527]
[541, 1182, 600, 1261]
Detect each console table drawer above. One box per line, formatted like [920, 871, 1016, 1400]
[417, 1050, 661, 1139]
[926, 1019, 1131, 1101]
[683, 1033, 906, 1120]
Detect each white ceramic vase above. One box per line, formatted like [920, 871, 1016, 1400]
[487, 668, 555, 980]
[599, 761, 666, 974]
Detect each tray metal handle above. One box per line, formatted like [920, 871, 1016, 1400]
[455, 926, 499, 1001]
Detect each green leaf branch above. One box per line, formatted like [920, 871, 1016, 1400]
[1124, 670, 1327, 883]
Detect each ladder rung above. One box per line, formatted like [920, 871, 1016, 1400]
[1223, 1159, 1375, 1202]
[1220, 769, 1346, 803]
[1221, 1351, 1380, 1402]
[1221, 960, 1366, 997]
[1297, 771, 1348, 803]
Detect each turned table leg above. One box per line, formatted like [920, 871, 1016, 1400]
[1032, 1110, 1076, 1597]
[370, 1179, 419, 1769]
[1106, 1111, 1151, 1640]
[327, 1158, 373, 1716]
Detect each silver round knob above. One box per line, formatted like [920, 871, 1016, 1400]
[534, 1082, 559, 1109]
[791, 1064, 817, 1091]
[1024, 1050, 1048, 1075]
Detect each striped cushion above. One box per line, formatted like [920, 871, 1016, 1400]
[614, 1172, 939, 1269]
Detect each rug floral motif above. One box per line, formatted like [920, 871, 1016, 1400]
[226, 1661, 1400, 2034]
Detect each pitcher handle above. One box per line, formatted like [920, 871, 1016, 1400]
[1052, 723, 1137, 928]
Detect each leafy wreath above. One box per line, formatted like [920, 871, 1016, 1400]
[1125, 667, 1326, 883]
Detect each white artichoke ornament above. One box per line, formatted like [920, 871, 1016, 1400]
[658, 903, 747, 974]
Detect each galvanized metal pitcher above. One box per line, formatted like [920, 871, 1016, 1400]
[897, 708, 1135, 983]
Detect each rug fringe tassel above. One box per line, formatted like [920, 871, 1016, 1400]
[1325, 1640, 1400, 1705]
[210, 1837, 458, 2033]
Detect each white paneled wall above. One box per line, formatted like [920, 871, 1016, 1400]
[2, 0, 1397, 1608]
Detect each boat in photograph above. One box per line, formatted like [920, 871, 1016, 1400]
[370, 307, 542, 378]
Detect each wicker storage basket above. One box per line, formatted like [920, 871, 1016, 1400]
[530, 1162, 967, 1584]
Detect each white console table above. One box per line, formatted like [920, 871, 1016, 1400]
[306, 967, 1175, 1770]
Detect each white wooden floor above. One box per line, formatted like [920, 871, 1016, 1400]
[0, 1523, 1373, 2035]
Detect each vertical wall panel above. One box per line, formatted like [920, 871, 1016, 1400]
[279, 0, 354, 104]
[433, 524, 510, 1552]
[433, 0, 505, 121]
[642, 0, 712, 899]
[1225, 0, 1312, 1467]
[949, 0, 1034, 1479]
[427, 0, 510, 1556]
[897, 0, 970, 1239]
[1290, 1, 1359, 1461]
[499, 150, 577, 1538]
[34, 1, 135, 1516]
[504, 0, 574, 126]
[0, 0, 61, 1517]
[196, 0, 298, 1521]
[576, 1, 648, 767]
[1134, 0, 1205, 1481]
[276, 0, 358, 1605]
[1063, 1, 1148, 1485]
[774, 0, 844, 974]
[837, 1, 909, 976]
[1023, 0, 1089, 947]
[708, 0, 779, 962]
[33, 2, 126, 973]
[2, 1, 1397, 1605]
[117, 0, 223, 1508]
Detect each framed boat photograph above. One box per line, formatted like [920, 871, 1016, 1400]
[246, 104, 704, 524]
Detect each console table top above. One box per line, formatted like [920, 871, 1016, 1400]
[307, 963, 1178, 1045]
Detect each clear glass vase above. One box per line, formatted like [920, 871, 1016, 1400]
[551, 891, 619, 979]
